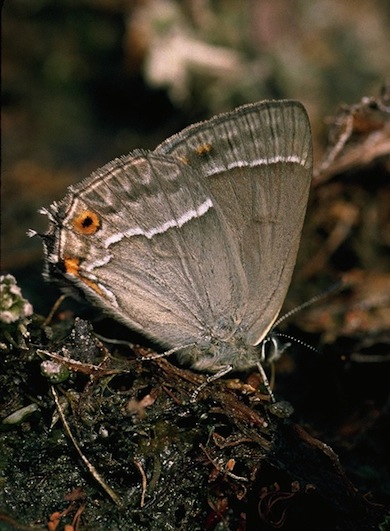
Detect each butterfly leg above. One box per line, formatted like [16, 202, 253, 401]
[190, 365, 233, 402]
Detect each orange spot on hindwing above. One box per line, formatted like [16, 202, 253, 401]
[72, 210, 101, 235]
[63, 256, 104, 297]
[64, 256, 81, 276]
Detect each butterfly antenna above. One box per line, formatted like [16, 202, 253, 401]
[273, 279, 344, 328]
[273, 332, 318, 353]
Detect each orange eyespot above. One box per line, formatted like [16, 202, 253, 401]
[72, 210, 101, 235]
[194, 143, 213, 156]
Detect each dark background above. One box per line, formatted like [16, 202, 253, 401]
[1, 1, 390, 529]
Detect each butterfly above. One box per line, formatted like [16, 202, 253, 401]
[37, 100, 312, 377]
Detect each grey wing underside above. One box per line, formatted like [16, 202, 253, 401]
[66, 100, 312, 349]
[66, 155, 248, 347]
[155, 100, 313, 345]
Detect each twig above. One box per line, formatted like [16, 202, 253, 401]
[50, 385, 123, 507]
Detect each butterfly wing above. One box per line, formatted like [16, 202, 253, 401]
[44, 100, 312, 352]
[156, 100, 313, 345]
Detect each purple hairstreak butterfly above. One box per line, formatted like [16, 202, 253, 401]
[35, 100, 312, 378]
